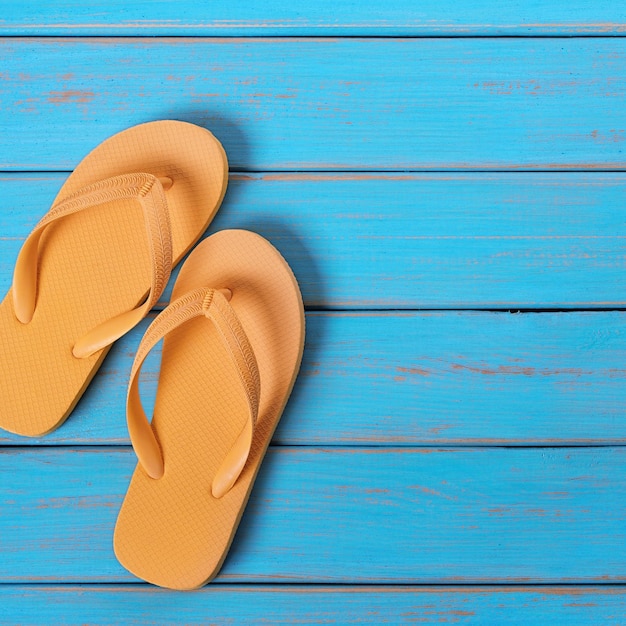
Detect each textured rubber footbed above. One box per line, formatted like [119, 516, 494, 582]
[114, 230, 305, 590]
[0, 120, 228, 437]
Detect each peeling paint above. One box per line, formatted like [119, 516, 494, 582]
[47, 89, 95, 104]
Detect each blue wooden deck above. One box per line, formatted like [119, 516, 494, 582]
[1, 3, 626, 623]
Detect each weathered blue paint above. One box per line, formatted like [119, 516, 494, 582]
[1, 585, 625, 625]
[0, 447, 624, 582]
[1, 311, 625, 446]
[1, 39, 626, 170]
[0, 1, 625, 36]
[0, 7, 623, 622]
[1, 173, 625, 308]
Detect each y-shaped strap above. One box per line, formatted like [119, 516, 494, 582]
[127, 287, 261, 499]
[12, 172, 173, 358]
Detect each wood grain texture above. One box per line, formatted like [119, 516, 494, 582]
[1, 172, 625, 308]
[0, 1, 625, 36]
[1, 585, 626, 625]
[1, 447, 625, 582]
[2, 39, 626, 170]
[1, 311, 624, 446]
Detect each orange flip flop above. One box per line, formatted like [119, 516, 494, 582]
[114, 230, 305, 589]
[0, 120, 228, 437]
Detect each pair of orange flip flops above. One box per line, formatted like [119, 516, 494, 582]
[0, 121, 305, 589]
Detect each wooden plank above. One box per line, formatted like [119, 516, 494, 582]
[1, 585, 625, 624]
[1, 447, 625, 582]
[1, 310, 625, 446]
[0, 1, 625, 36]
[1, 173, 625, 308]
[2, 39, 626, 170]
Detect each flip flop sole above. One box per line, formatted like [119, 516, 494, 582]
[114, 229, 305, 590]
[0, 120, 228, 436]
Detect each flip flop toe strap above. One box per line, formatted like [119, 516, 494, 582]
[12, 172, 173, 358]
[126, 287, 261, 499]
